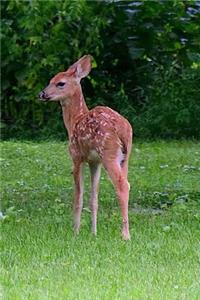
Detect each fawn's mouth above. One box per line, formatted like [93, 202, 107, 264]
[39, 91, 51, 102]
[39, 97, 51, 102]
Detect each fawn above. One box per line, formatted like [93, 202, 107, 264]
[39, 55, 133, 240]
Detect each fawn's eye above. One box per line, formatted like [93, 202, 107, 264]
[56, 82, 66, 88]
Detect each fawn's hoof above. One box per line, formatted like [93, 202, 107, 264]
[74, 226, 80, 235]
[122, 231, 131, 241]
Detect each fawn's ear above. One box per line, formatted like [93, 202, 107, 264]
[65, 55, 92, 80]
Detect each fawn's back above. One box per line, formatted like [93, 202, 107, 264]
[70, 106, 132, 164]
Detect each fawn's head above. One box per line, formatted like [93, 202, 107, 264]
[39, 55, 92, 102]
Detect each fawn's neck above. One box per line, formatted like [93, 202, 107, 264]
[60, 87, 89, 138]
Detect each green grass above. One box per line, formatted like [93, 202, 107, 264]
[1, 140, 200, 300]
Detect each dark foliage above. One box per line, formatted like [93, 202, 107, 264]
[1, 0, 200, 139]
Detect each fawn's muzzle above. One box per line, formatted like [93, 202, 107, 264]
[39, 90, 50, 101]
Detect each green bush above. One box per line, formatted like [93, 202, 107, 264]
[1, 0, 200, 139]
[135, 64, 200, 138]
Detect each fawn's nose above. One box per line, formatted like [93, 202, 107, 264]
[39, 90, 46, 99]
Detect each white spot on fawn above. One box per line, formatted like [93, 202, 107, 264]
[116, 148, 125, 167]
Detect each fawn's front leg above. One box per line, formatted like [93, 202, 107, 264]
[73, 161, 84, 234]
[89, 163, 101, 235]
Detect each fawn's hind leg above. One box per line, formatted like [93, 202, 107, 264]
[103, 158, 130, 240]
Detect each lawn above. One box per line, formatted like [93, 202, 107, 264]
[1, 140, 200, 300]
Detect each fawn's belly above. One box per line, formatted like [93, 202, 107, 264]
[86, 149, 101, 163]
[69, 139, 102, 163]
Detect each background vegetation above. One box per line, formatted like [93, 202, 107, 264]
[1, 0, 200, 139]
